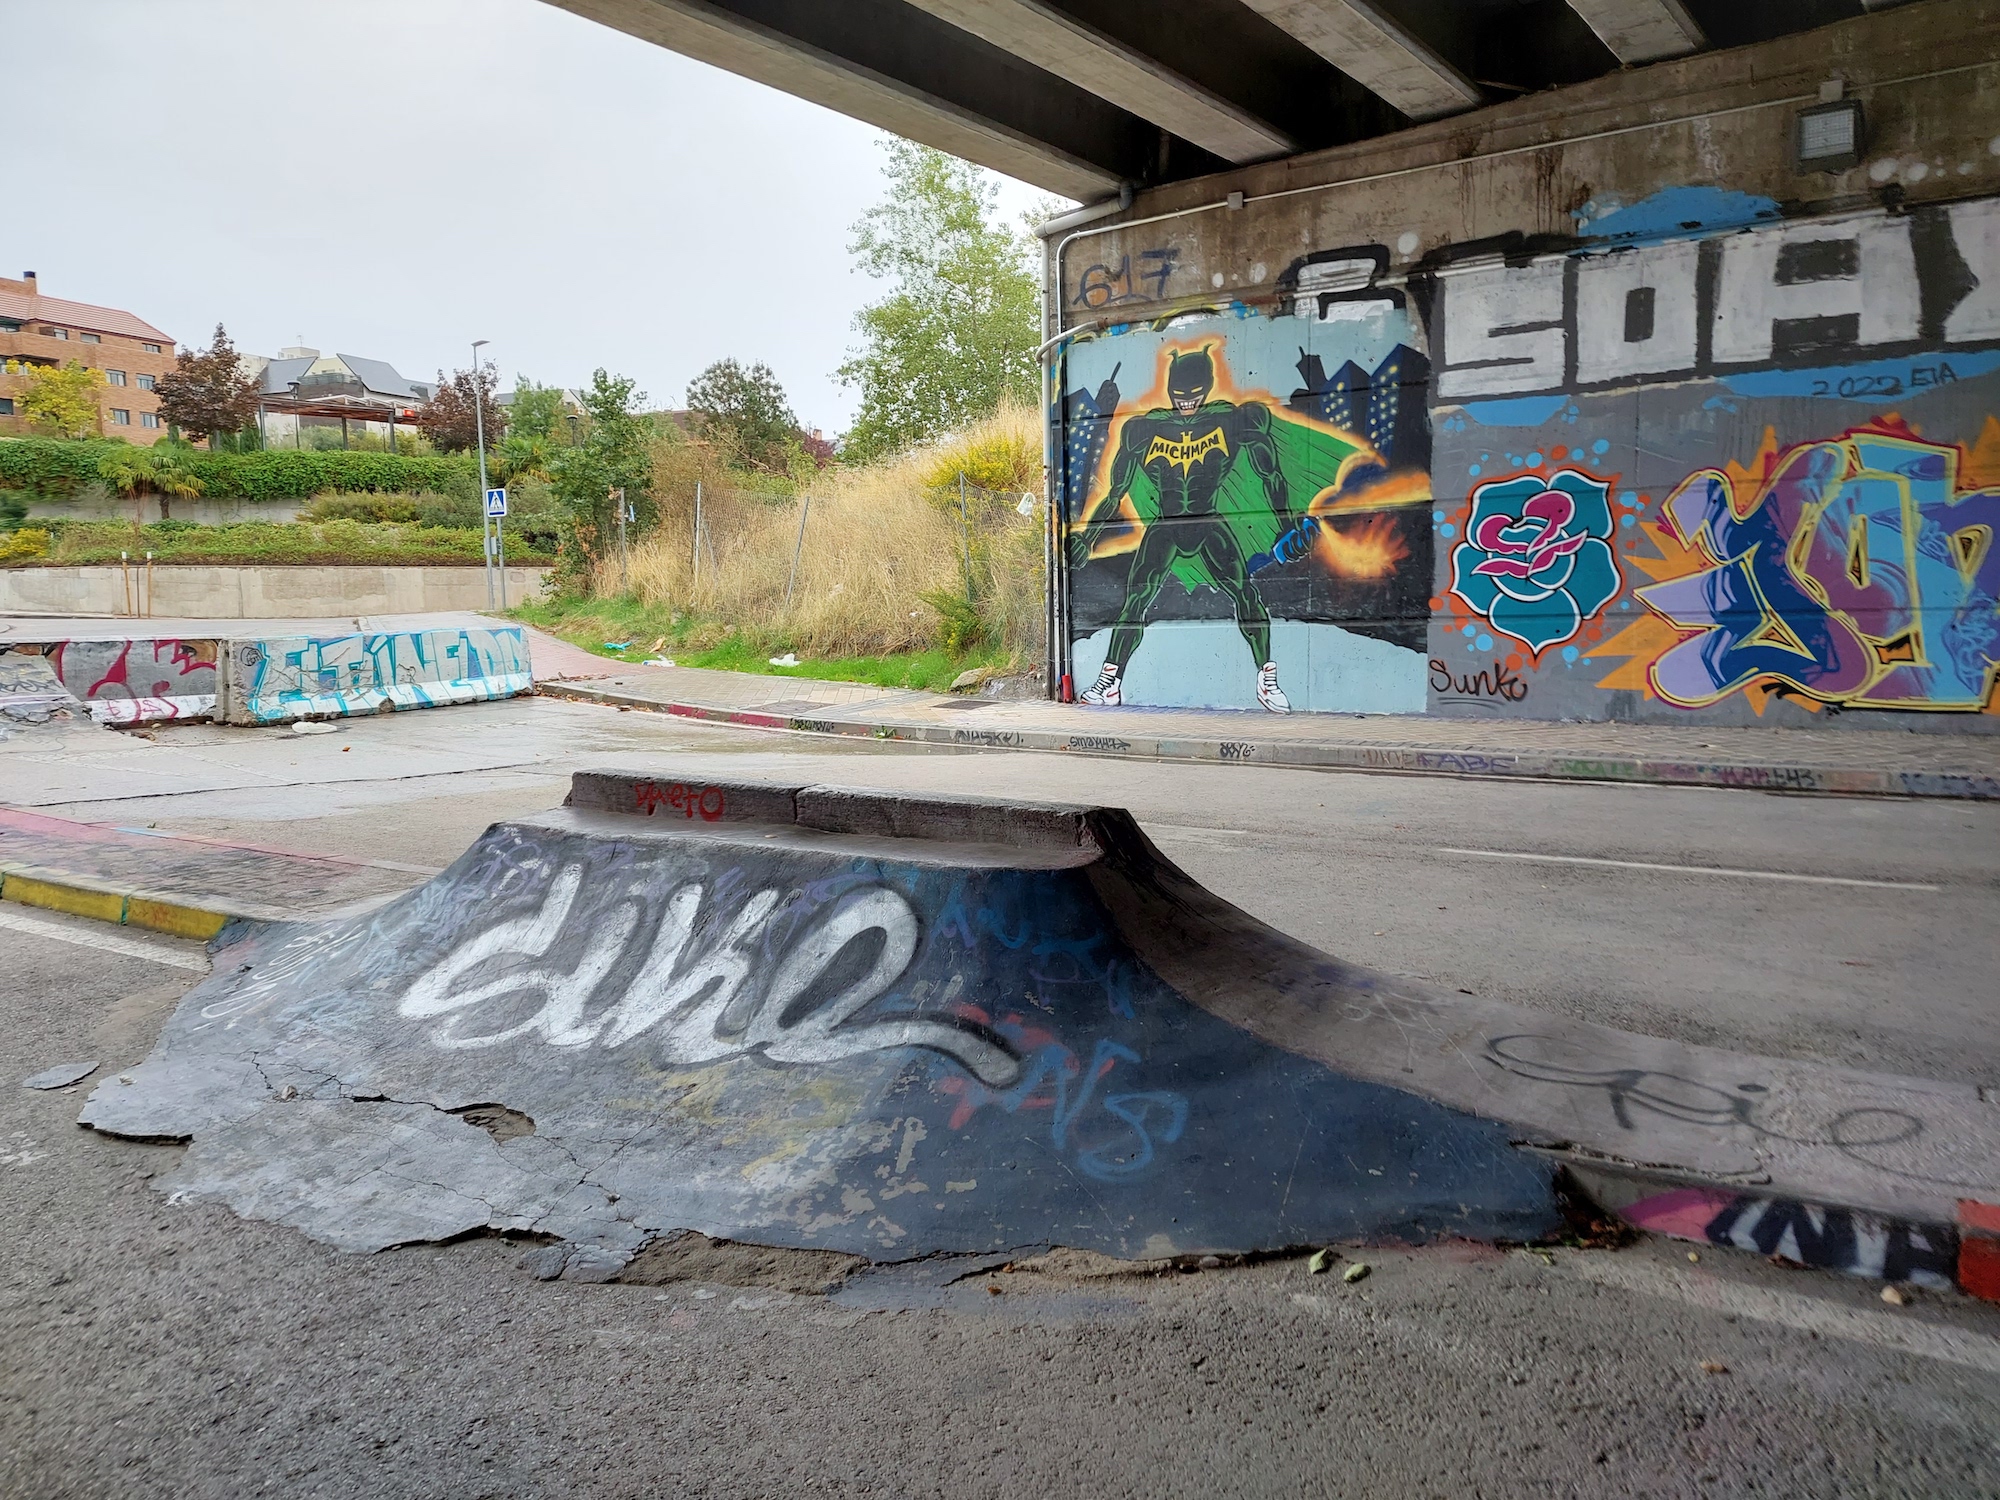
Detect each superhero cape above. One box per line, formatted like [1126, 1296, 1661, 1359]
[1093, 400, 1366, 593]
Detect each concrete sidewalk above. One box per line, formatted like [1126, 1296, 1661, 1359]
[539, 661, 2000, 800]
[0, 807, 433, 936]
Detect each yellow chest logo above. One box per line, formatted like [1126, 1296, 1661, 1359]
[1144, 427, 1228, 472]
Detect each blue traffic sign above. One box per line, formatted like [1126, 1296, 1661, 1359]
[485, 487, 508, 518]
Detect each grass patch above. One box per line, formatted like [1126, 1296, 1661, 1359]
[512, 594, 1013, 693]
[7, 519, 556, 568]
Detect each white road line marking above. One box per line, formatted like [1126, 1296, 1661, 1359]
[0, 907, 208, 971]
[1438, 847, 1940, 891]
[1564, 1253, 2000, 1375]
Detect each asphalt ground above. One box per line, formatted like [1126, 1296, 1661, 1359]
[1, 904, 1997, 1499]
[5, 699, 2000, 1496]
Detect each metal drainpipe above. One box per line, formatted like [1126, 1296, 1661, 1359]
[1035, 183, 1130, 702]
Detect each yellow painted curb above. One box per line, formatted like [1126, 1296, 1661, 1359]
[125, 895, 229, 941]
[0, 871, 230, 941]
[2, 873, 126, 924]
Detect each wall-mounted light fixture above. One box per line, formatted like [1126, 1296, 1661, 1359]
[1796, 82, 1864, 174]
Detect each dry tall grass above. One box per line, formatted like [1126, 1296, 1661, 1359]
[621, 402, 1046, 660]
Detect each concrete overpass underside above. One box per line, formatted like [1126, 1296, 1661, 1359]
[541, 0, 1915, 199]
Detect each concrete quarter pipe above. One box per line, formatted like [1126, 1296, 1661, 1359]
[80, 773, 1566, 1276]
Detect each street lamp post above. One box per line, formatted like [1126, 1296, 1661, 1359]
[472, 339, 493, 608]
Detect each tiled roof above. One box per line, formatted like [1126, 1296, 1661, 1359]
[0, 290, 173, 344]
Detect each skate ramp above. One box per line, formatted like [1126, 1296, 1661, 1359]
[80, 772, 1565, 1274]
[82, 771, 1997, 1278]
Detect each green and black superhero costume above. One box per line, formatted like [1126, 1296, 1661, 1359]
[1069, 348, 1367, 677]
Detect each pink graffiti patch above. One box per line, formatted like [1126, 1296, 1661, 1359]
[1620, 1187, 1739, 1239]
[1470, 488, 1591, 579]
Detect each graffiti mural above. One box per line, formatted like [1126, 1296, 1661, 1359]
[1595, 428, 2000, 711]
[225, 626, 530, 723]
[1052, 189, 2000, 728]
[1062, 255, 1433, 715]
[1449, 470, 1622, 654]
[1421, 190, 2000, 728]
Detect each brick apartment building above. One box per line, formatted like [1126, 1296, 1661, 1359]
[0, 272, 178, 445]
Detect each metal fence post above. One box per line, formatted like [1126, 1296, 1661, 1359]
[957, 471, 974, 603]
[692, 481, 702, 591]
[785, 491, 812, 607]
[614, 487, 628, 594]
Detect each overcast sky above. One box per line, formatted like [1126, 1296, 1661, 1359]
[8, 0, 1057, 435]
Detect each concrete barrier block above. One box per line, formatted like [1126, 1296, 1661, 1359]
[219, 625, 531, 724]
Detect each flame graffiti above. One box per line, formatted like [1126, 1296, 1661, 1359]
[1314, 512, 1410, 579]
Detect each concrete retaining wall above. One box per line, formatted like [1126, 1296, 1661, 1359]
[0, 565, 548, 618]
[23, 494, 311, 526]
[1048, 2, 2000, 733]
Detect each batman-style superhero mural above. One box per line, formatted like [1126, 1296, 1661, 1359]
[1066, 345, 1393, 712]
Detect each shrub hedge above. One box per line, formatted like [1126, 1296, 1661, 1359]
[0, 437, 479, 500]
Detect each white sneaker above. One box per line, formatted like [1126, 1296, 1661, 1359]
[1256, 661, 1291, 713]
[1080, 664, 1122, 706]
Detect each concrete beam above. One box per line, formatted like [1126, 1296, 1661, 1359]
[1564, 0, 1703, 64]
[903, 0, 1296, 163]
[543, 0, 1138, 200]
[1234, 0, 1480, 121]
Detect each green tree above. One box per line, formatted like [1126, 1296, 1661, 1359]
[549, 369, 651, 590]
[154, 324, 258, 442]
[8, 359, 107, 439]
[685, 358, 799, 472]
[498, 379, 573, 480]
[837, 141, 1040, 463]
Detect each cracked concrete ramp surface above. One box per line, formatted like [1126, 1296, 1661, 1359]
[81, 772, 1998, 1283]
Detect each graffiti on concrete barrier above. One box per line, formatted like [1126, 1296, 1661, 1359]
[1594, 426, 2000, 712]
[44, 637, 218, 723]
[1448, 469, 1622, 653]
[398, 864, 1024, 1087]
[233, 626, 530, 722]
[1621, 1186, 1959, 1287]
[634, 781, 727, 821]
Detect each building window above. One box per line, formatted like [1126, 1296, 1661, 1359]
[110, 408, 131, 425]
[0, 397, 14, 416]
[80, 332, 101, 344]
[140, 412, 162, 429]
[43, 327, 67, 340]
[137, 373, 155, 391]
[142, 342, 162, 354]
[106, 369, 127, 386]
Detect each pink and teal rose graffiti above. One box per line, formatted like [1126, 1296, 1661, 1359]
[1449, 470, 1621, 652]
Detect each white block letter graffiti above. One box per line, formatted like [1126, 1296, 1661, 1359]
[1713, 218, 1919, 366]
[397, 867, 1023, 1087]
[1437, 258, 1566, 398]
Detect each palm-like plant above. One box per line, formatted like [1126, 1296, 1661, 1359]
[99, 445, 204, 524]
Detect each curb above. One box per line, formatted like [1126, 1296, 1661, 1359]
[1565, 1161, 2000, 1304]
[0, 865, 231, 940]
[538, 683, 2000, 801]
